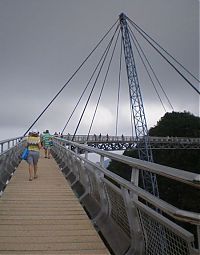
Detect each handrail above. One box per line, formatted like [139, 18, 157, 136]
[0, 137, 23, 144]
[63, 134, 200, 143]
[54, 137, 200, 188]
[55, 140, 200, 225]
[60, 135, 200, 151]
[0, 138, 24, 194]
[52, 137, 200, 254]
[0, 136, 24, 154]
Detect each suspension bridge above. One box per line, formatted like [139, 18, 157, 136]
[0, 13, 199, 255]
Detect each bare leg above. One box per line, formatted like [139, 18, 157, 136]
[34, 164, 38, 178]
[29, 164, 33, 181]
[44, 148, 47, 158]
[47, 148, 51, 159]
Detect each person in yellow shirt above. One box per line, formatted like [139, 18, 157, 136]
[26, 129, 42, 181]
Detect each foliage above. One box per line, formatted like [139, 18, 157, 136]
[149, 111, 200, 137]
[107, 149, 136, 181]
[107, 111, 200, 212]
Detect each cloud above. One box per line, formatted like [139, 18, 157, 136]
[0, 0, 199, 140]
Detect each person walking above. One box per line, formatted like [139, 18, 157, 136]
[26, 129, 41, 181]
[42, 130, 52, 159]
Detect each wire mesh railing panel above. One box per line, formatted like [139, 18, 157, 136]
[0, 141, 23, 193]
[78, 160, 88, 187]
[67, 153, 75, 171]
[85, 164, 101, 203]
[71, 155, 79, 176]
[104, 181, 130, 237]
[52, 138, 200, 254]
[138, 209, 194, 255]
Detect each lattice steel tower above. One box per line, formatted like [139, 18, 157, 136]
[119, 13, 159, 196]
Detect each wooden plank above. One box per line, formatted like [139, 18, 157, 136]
[0, 229, 98, 237]
[0, 242, 107, 251]
[0, 155, 110, 254]
[0, 224, 93, 231]
[0, 251, 109, 255]
[0, 235, 101, 243]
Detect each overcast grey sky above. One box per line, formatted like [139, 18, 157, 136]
[0, 0, 199, 140]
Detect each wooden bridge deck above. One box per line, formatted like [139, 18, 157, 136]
[0, 153, 110, 254]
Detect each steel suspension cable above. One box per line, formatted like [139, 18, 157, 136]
[127, 19, 200, 95]
[87, 29, 121, 140]
[128, 25, 173, 112]
[61, 28, 119, 135]
[72, 25, 120, 140]
[127, 17, 200, 83]
[22, 19, 119, 136]
[128, 24, 174, 111]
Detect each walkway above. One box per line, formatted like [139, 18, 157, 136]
[0, 154, 110, 254]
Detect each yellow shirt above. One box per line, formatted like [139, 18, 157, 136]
[27, 136, 40, 151]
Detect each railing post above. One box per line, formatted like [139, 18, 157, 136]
[197, 226, 200, 251]
[131, 167, 139, 187]
[124, 167, 144, 254]
[93, 169, 110, 226]
[121, 187, 144, 255]
[100, 155, 104, 167]
[130, 167, 139, 204]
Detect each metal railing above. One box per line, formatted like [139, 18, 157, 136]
[52, 137, 200, 255]
[0, 137, 25, 194]
[62, 134, 200, 150]
[63, 134, 200, 143]
[0, 137, 23, 154]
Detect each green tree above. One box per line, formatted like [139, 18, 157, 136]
[108, 111, 200, 212]
[149, 111, 200, 137]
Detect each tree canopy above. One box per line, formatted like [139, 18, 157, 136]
[149, 111, 200, 137]
[107, 111, 200, 212]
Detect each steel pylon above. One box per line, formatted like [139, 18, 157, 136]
[119, 13, 159, 197]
